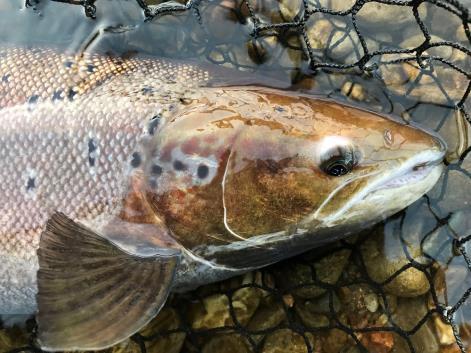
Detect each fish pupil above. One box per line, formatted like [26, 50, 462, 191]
[197, 164, 209, 179]
[325, 161, 350, 176]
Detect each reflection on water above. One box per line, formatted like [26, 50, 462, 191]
[0, 0, 470, 352]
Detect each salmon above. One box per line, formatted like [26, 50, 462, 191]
[0, 46, 446, 351]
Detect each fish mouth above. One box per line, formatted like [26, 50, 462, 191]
[316, 145, 445, 227]
[369, 148, 445, 194]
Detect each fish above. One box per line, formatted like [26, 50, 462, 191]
[0, 46, 446, 351]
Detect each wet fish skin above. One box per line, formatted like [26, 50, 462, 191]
[0, 46, 209, 316]
[0, 47, 446, 350]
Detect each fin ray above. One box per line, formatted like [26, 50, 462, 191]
[37, 212, 180, 351]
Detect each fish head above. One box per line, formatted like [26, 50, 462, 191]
[291, 97, 446, 229]
[145, 88, 446, 247]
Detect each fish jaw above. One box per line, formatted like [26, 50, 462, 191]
[313, 147, 446, 228]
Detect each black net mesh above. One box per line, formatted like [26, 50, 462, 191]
[1, 0, 470, 352]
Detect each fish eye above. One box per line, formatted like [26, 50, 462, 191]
[320, 145, 358, 177]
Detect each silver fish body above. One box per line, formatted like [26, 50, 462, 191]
[0, 47, 209, 315]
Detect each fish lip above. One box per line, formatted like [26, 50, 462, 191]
[369, 148, 445, 194]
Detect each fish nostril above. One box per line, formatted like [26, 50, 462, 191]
[413, 163, 428, 171]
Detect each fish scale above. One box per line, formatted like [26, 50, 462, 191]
[0, 47, 209, 316]
[0, 46, 209, 108]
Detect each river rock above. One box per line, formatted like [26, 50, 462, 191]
[306, 15, 362, 64]
[320, 328, 350, 353]
[189, 283, 263, 330]
[246, 36, 281, 65]
[338, 284, 383, 329]
[248, 296, 286, 331]
[189, 294, 232, 329]
[277, 0, 303, 22]
[430, 168, 471, 213]
[457, 25, 467, 44]
[400, 34, 467, 63]
[0, 326, 29, 352]
[231, 286, 264, 325]
[379, 60, 468, 104]
[295, 299, 330, 328]
[393, 297, 440, 353]
[434, 315, 455, 346]
[306, 17, 333, 51]
[328, 26, 362, 62]
[262, 329, 308, 353]
[361, 225, 430, 297]
[139, 308, 185, 353]
[313, 0, 355, 12]
[360, 331, 394, 353]
[202, 334, 253, 353]
[356, 2, 427, 30]
[341, 81, 366, 101]
[448, 208, 471, 238]
[274, 248, 351, 299]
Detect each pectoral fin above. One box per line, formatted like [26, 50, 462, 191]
[36, 212, 180, 351]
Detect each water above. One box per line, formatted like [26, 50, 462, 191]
[0, 0, 470, 352]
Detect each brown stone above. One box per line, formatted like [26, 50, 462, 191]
[361, 331, 394, 353]
[361, 227, 430, 298]
[262, 329, 308, 353]
[139, 308, 185, 353]
[202, 334, 253, 353]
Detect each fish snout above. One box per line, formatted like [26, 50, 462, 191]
[413, 134, 447, 171]
[432, 133, 447, 155]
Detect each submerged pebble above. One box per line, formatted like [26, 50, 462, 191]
[356, 2, 427, 29]
[274, 248, 351, 299]
[203, 335, 253, 353]
[361, 226, 431, 298]
[393, 297, 440, 353]
[262, 329, 308, 353]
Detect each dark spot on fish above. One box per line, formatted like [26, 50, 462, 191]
[64, 61, 74, 68]
[28, 95, 39, 104]
[130, 152, 141, 168]
[179, 97, 192, 105]
[52, 89, 63, 101]
[173, 160, 187, 171]
[88, 138, 97, 167]
[149, 177, 158, 189]
[1, 74, 9, 83]
[67, 88, 77, 101]
[141, 87, 154, 95]
[197, 164, 209, 179]
[275, 106, 285, 112]
[26, 177, 35, 191]
[88, 139, 97, 153]
[148, 115, 160, 135]
[87, 64, 95, 73]
[151, 164, 163, 176]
